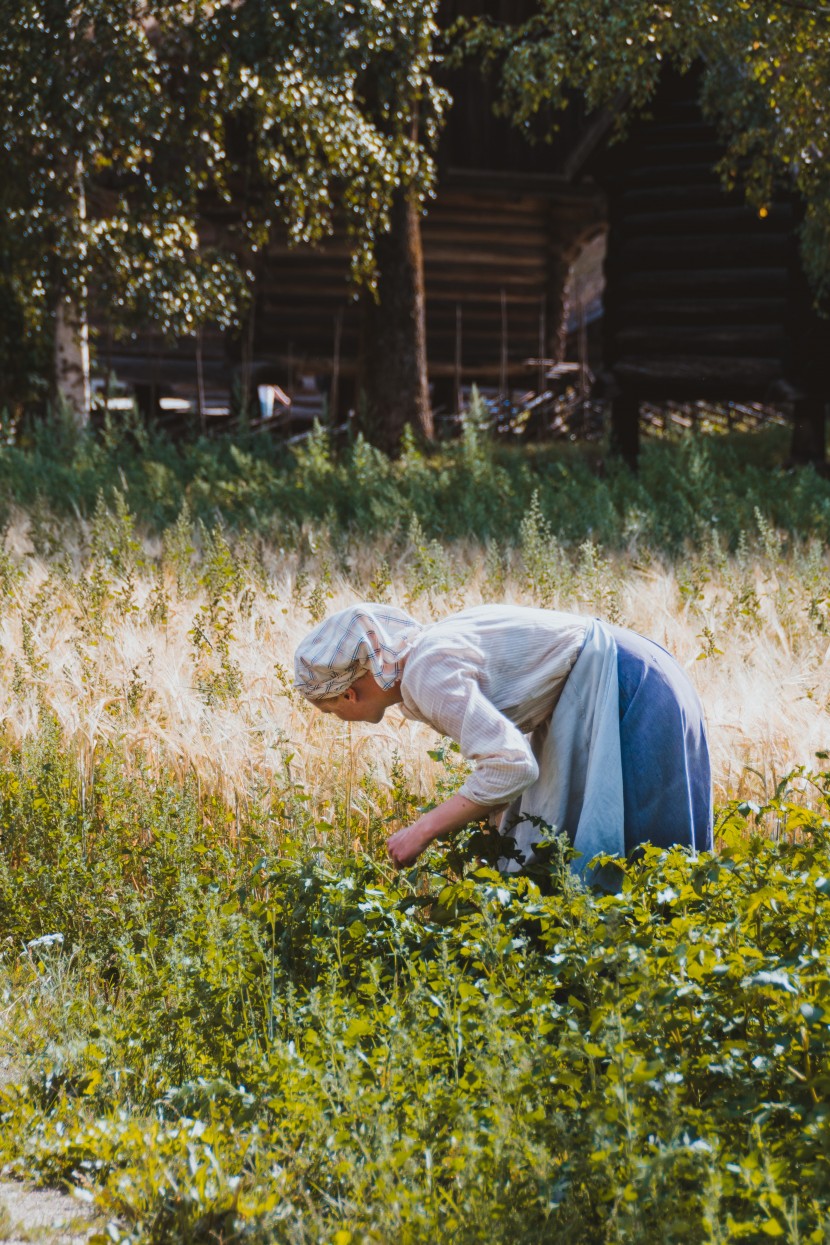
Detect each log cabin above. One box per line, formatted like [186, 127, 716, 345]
[593, 68, 830, 467]
[101, 29, 828, 464]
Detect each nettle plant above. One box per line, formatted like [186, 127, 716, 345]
[0, 731, 829, 1244]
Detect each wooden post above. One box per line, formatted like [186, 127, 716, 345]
[151, 329, 160, 423]
[241, 282, 256, 425]
[578, 296, 588, 401]
[196, 328, 206, 436]
[537, 296, 546, 398]
[791, 396, 827, 466]
[611, 393, 640, 469]
[104, 323, 114, 418]
[499, 288, 508, 403]
[330, 308, 343, 425]
[454, 303, 463, 415]
[286, 342, 294, 435]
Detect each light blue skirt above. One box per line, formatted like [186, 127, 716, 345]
[611, 625, 713, 855]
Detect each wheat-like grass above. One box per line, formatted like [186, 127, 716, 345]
[1, 507, 829, 819]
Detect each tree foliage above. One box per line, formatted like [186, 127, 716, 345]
[463, 0, 830, 298]
[212, 0, 447, 285]
[0, 0, 246, 380]
[3, 729, 830, 1240]
[0, 0, 446, 393]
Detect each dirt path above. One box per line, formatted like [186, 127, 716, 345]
[0, 1179, 96, 1243]
[0, 1058, 98, 1244]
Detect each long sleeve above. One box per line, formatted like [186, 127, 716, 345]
[400, 646, 539, 806]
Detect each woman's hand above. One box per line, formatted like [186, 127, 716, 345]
[385, 793, 493, 868]
[386, 820, 436, 868]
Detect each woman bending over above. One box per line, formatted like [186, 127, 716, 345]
[293, 603, 712, 881]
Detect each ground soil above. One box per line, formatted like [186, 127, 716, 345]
[0, 1058, 97, 1243]
[0, 1180, 95, 1244]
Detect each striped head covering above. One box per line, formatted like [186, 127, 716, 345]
[293, 603, 423, 701]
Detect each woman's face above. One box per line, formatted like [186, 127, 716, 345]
[313, 672, 396, 724]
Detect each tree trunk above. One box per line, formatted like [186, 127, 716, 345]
[358, 189, 433, 454]
[790, 396, 827, 467]
[53, 163, 90, 428]
[54, 295, 90, 427]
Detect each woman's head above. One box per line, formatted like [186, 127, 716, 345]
[313, 670, 403, 723]
[293, 603, 421, 710]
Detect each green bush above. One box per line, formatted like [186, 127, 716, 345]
[1, 731, 830, 1242]
[2, 411, 829, 553]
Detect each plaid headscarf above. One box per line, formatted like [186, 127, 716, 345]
[293, 603, 423, 701]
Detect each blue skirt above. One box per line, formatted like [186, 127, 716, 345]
[611, 626, 713, 855]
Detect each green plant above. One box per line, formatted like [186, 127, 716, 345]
[2, 726, 830, 1243]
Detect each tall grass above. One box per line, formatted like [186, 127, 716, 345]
[3, 404, 830, 552]
[1, 487, 829, 816]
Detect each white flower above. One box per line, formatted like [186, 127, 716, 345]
[25, 933, 64, 950]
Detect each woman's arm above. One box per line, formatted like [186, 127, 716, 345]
[386, 793, 493, 868]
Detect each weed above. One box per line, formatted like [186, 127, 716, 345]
[405, 514, 463, 605]
[0, 419, 827, 1239]
[519, 490, 569, 607]
[0, 741, 829, 1242]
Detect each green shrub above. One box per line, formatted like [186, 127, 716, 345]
[1, 413, 827, 554]
[2, 731, 830, 1242]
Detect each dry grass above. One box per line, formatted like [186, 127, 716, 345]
[1, 506, 829, 821]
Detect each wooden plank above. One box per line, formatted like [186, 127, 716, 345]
[423, 271, 548, 291]
[624, 297, 788, 325]
[637, 121, 719, 145]
[622, 163, 724, 189]
[422, 247, 546, 268]
[426, 360, 533, 379]
[620, 267, 789, 296]
[621, 183, 742, 211]
[264, 240, 355, 261]
[427, 332, 542, 352]
[621, 204, 792, 237]
[440, 170, 594, 202]
[428, 189, 554, 215]
[618, 234, 789, 268]
[615, 325, 786, 356]
[426, 305, 548, 322]
[421, 225, 550, 248]
[426, 312, 543, 331]
[632, 140, 724, 166]
[260, 256, 352, 276]
[614, 354, 782, 390]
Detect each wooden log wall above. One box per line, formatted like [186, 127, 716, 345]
[103, 1, 605, 432]
[599, 70, 830, 463]
[248, 176, 597, 374]
[105, 178, 602, 433]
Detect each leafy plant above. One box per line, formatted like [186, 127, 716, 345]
[2, 727, 830, 1242]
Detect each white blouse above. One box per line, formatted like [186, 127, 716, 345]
[399, 605, 588, 806]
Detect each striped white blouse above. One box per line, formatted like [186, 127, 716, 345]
[399, 604, 588, 807]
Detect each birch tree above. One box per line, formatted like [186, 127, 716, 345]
[209, 0, 447, 452]
[0, 0, 448, 447]
[0, 0, 245, 427]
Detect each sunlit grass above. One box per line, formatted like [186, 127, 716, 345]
[2, 498, 829, 822]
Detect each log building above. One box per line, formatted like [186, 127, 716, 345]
[594, 69, 830, 466]
[104, 43, 829, 463]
